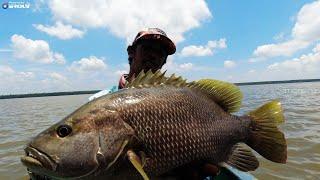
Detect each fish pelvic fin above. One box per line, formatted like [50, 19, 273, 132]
[246, 100, 287, 163]
[127, 150, 150, 180]
[188, 79, 243, 113]
[222, 143, 259, 172]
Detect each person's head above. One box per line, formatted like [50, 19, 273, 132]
[127, 28, 176, 79]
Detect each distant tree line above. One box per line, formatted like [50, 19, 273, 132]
[1, 78, 320, 100]
[234, 79, 320, 86]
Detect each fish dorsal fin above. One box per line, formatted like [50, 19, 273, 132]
[125, 70, 188, 88]
[221, 143, 259, 172]
[188, 79, 243, 113]
[126, 70, 242, 112]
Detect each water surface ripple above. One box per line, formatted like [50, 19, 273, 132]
[0, 82, 319, 179]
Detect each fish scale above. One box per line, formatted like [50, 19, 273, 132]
[111, 86, 245, 175]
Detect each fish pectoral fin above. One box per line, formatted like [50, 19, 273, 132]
[127, 150, 150, 180]
[222, 143, 259, 172]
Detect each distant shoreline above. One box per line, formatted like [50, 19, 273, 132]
[234, 78, 320, 86]
[1, 79, 320, 100]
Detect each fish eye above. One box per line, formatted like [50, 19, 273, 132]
[57, 125, 72, 138]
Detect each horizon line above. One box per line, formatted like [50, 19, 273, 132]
[1, 78, 320, 100]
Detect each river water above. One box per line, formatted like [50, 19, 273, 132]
[0, 82, 319, 179]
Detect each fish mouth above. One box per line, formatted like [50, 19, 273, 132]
[21, 146, 57, 174]
[22, 145, 98, 179]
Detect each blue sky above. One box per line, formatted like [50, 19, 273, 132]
[1, 0, 320, 94]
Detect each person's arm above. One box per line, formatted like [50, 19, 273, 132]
[88, 85, 118, 101]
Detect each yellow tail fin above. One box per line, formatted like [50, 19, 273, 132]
[247, 100, 287, 163]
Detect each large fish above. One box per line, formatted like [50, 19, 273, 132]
[21, 71, 287, 179]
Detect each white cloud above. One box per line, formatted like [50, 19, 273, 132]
[224, 60, 236, 68]
[0, 65, 15, 75]
[248, 58, 261, 63]
[253, 40, 309, 58]
[212, 44, 320, 83]
[162, 57, 213, 76]
[11, 34, 65, 64]
[113, 63, 129, 76]
[0, 65, 125, 94]
[0, 65, 35, 82]
[163, 57, 192, 72]
[69, 56, 107, 73]
[49, 72, 68, 82]
[179, 63, 194, 70]
[34, 21, 85, 40]
[208, 39, 227, 49]
[253, 0, 320, 58]
[115, 70, 127, 76]
[180, 39, 227, 57]
[0, 66, 74, 94]
[292, 1, 320, 42]
[47, 0, 212, 43]
[18, 72, 35, 79]
[180, 45, 212, 57]
[312, 43, 320, 53]
[267, 43, 320, 78]
[0, 65, 35, 80]
[39, 72, 73, 93]
[53, 52, 66, 64]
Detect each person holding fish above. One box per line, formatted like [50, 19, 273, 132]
[119, 28, 175, 89]
[90, 27, 222, 179]
[22, 28, 287, 180]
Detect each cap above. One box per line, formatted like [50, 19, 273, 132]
[128, 28, 176, 55]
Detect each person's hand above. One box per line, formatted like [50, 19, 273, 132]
[199, 163, 220, 179]
[162, 162, 220, 180]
